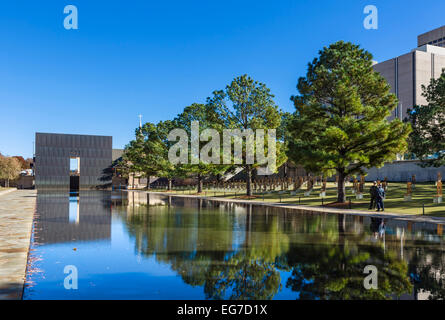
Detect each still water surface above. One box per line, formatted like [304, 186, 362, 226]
[24, 191, 445, 300]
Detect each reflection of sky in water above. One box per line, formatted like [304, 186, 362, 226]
[68, 196, 79, 224]
[25, 215, 204, 300]
[24, 191, 445, 300]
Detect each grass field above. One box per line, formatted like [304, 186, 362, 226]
[146, 182, 445, 217]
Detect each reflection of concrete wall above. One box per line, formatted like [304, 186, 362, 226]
[364, 160, 444, 182]
[35, 191, 112, 244]
[35, 133, 112, 190]
[127, 191, 166, 206]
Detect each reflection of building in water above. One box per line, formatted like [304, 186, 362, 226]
[35, 191, 112, 244]
[69, 194, 80, 224]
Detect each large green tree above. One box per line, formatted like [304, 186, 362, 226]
[122, 127, 157, 189]
[123, 132, 144, 188]
[287, 41, 411, 203]
[144, 120, 185, 190]
[123, 120, 184, 190]
[175, 103, 230, 193]
[407, 70, 445, 167]
[208, 74, 287, 196]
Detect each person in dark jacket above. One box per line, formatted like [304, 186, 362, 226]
[370, 217, 385, 239]
[376, 183, 385, 212]
[369, 181, 378, 210]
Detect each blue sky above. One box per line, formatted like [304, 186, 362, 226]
[1, 0, 444, 158]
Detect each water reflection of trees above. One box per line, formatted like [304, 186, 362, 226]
[284, 216, 411, 299]
[408, 245, 445, 300]
[123, 204, 287, 299]
[275, 214, 412, 300]
[120, 201, 415, 300]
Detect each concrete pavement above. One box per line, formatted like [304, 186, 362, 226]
[0, 190, 36, 300]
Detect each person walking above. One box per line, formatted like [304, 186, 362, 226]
[369, 181, 378, 210]
[376, 182, 385, 212]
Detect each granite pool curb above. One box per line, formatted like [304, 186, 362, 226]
[134, 190, 445, 225]
[0, 189, 36, 300]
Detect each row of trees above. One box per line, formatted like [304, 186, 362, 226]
[124, 41, 445, 202]
[0, 153, 22, 187]
[122, 75, 288, 196]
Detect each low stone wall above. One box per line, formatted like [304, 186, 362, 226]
[364, 160, 445, 182]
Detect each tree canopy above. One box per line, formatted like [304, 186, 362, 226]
[287, 41, 411, 202]
[208, 74, 287, 195]
[123, 120, 185, 190]
[407, 70, 445, 167]
[174, 103, 231, 193]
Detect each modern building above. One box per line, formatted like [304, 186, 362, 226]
[418, 25, 445, 47]
[34, 133, 114, 190]
[373, 26, 445, 120]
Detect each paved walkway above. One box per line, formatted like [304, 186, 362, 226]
[141, 191, 445, 225]
[0, 190, 36, 300]
[0, 188, 16, 197]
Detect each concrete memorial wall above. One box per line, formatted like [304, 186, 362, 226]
[365, 160, 445, 182]
[35, 132, 112, 190]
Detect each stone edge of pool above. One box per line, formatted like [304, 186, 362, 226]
[138, 190, 445, 225]
[0, 189, 36, 300]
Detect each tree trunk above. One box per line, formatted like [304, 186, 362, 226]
[168, 179, 172, 191]
[337, 170, 346, 203]
[338, 214, 346, 269]
[197, 173, 203, 193]
[246, 165, 252, 196]
[245, 204, 252, 246]
[146, 175, 150, 189]
[6, 179, 9, 188]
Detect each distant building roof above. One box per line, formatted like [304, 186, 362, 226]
[112, 149, 124, 162]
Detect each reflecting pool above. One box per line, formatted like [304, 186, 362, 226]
[23, 191, 445, 300]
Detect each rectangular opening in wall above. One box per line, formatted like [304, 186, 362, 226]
[70, 157, 80, 191]
[70, 157, 80, 175]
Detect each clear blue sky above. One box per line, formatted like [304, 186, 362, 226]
[1, 0, 444, 158]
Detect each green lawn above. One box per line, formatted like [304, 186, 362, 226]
[147, 182, 445, 217]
